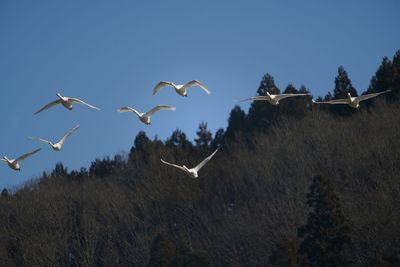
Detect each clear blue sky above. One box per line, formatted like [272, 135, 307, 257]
[1, 0, 399, 188]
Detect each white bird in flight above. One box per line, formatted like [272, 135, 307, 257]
[1, 148, 41, 171]
[117, 105, 176, 125]
[312, 90, 391, 108]
[240, 92, 310, 106]
[160, 148, 219, 178]
[34, 92, 100, 114]
[29, 124, 80, 151]
[153, 80, 210, 97]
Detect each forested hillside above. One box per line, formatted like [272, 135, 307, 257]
[1, 51, 400, 266]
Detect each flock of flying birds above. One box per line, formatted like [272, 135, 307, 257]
[1, 79, 391, 178]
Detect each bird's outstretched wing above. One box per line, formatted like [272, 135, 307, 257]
[182, 80, 210, 94]
[194, 148, 219, 172]
[355, 90, 392, 102]
[58, 124, 80, 147]
[239, 96, 269, 103]
[69, 98, 100, 110]
[312, 98, 349, 105]
[153, 81, 175, 95]
[34, 99, 62, 115]
[274, 93, 309, 101]
[15, 148, 41, 162]
[160, 158, 187, 172]
[145, 105, 176, 117]
[29, 136, 52, 145]
[0, 158, 7, 164]
[117, 106, 142, 117]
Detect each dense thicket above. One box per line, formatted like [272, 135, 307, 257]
[1, 51, 400, 266]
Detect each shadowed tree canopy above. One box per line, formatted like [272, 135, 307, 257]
[269, 239, 299, 267]
[210, 128, 225, 150]
[133, 131, 151, 151]
[392, 50, 400, 99]
[248, 73, 281, 132]
[51, 162, 68, 177]
[368, 56, 393, 94]
[146, 234, 175, 267]
[225, 105, 248, 142]
[1, 188, 9, 198]
[367, 50, 400, 101]
[279, 84, 311, 118]
[195, 121, 212, 151]
[330, 66, 358, 116]
[298, 175, 351, 267]
[165, 129, 193, 150]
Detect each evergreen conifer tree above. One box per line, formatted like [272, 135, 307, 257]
[225, 105, 248, 142]
[248, 73, 280, 131]
[279, 84, 310, 118]
[210, 128, 225, 150]
[165, 129, 192, 150]
[194, 121, 212, 150]
[146, 234, 175, 267]
[331, 66, 358, 116]
[298, 175, 351, 267]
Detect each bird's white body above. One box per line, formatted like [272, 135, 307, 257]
[29, 124, 80, 151]
[312, 90, 391, 109]
[2, 158, 21, 171]
[240, 92, 309, 105]
[117, 105, 176, 125]
[1, 148, 41, 171]
[161, 148, 219, 178]
[34, 93, 100, 114]
[153, 80, 210, 97]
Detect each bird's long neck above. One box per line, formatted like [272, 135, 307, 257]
[347, 92, 353, 100]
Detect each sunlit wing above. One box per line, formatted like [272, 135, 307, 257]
[160, 158, 187, 172]
[58, 124, 80, 146]
[117, 106, 142, 117]
[29, 136, 51, 145]
[313, 98, 349, 105]
[274, 93, 309, 101]
[239, 96, 268, 102]
[194, 148, 219, 172]
[182, 80, 211, 94]
[153, 81, 174, 95]
[69, 98, 100, 110]
[0, 158, 7, 163]
[356, 90, 391, 102]
[34, 99, 62, 115]
[145, 105, 176, 117]
[15, 148, 41, 162]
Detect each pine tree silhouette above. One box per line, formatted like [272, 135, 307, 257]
[298, 175, 352, 267]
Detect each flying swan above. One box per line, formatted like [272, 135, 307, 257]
[240, 92, 310, 105]
[29, 124, 80, 151]
[160, 148, 219, 178]
[34, 92, 100, 114]
[153, 80, 210, 97]
[1, 148, 41, 171]
[312, 90, 392, 108]
[117, 105, 176, 125]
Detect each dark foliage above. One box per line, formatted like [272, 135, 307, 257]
[298, 175, 351, 267]
[194, 122, 212, 151]
[247, 73, 280, 132]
